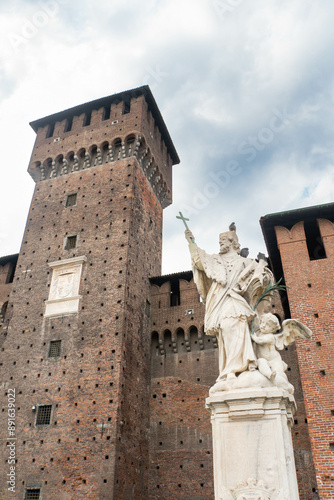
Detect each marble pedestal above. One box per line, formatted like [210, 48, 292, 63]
[206, 387, 299, 500]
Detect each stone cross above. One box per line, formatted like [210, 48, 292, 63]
[176, 211, 190, 230]
[176, 212, 194, 242]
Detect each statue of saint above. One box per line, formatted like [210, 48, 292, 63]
[185, 224, 272, 385]
[177, 213, 312, 393]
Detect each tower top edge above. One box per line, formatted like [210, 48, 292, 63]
[29, 85, 180, 165]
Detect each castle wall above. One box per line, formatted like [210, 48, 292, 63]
[0, 88, 176, 500]
[275, 217, 334, 499]
[149, 275, 217, 499]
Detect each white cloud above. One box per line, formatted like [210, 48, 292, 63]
[1, 0, 334, 272]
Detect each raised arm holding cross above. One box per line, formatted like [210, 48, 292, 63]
[176, 212, 195, 243]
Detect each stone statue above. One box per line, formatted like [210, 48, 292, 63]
[184, 223, 273, 389]
[180, 217, 312, 394]
[252, 313, 311, 392]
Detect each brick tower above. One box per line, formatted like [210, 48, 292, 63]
[0, 86, 179, 500]
[261, 204, 334, 499]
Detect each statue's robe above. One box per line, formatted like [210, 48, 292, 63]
[192, 248, 267, 380]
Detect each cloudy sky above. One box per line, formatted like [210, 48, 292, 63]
[1, 0, 334, 274]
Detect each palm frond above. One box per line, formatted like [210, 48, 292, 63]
[253, 278, 289, 312]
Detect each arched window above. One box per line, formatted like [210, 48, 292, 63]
[101, 142, 109, 164]
[176, 328, 186, 354]
[189, 326, 200, 352]
[77, 148, 86, 170]
[125, 134, 136, 157]
[55, 154, 64, 176]
[164, 330, 173, 355]
[151, 331, 159, 359]
[89, 145, 98, 167]
[66, 151, 75, 172]
[113, 138, 122, 160]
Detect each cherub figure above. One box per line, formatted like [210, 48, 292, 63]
[252, 313, 312, 384]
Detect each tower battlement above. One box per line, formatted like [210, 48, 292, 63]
[28, 86, 179, 208]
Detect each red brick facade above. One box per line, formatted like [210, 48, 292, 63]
[0, 87, 179, 500]
[262, 207, 334, 499]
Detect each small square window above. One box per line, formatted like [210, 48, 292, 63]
[25, 490, 41, 500]
[48, 340, 61, 358]
[36, 405, 52, 425]
[65, 235, 77, 250]
[66, 193, 77, 207]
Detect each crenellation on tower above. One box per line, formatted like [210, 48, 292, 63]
[28, 87, 178, 209]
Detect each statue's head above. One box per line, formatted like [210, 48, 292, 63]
[219, 230, 240, 254]
[259, 313, 280, 334]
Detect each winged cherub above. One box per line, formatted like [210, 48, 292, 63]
[252, 313, 312, 389]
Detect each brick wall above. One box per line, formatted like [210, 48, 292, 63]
[149, 275, 217, 499]
[0, 88, 176, 500]
[275, 217, 334, 499]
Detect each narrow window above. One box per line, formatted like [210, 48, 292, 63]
[48, 340, 62, 358]
[145, 300, 151, 317]
[46, 123, 55, 138]
[170, 279, 180, 307]
[25, 490, 41, 500]
[123, 96, 131, 114]
[6, 262, 16, 283]
[103, 104, 111, 121]
[83, 110, 92, 127]
[36, 405, 52, 425]
[304, 219, 326, 261]
[64, 116, 73, 132]
[65, 193, 77, 207]
[65, 235, 77, 250]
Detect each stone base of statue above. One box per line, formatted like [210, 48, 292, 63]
[206, 387, 299, 500]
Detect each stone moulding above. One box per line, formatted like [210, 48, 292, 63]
[206, 387, 296, 423]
